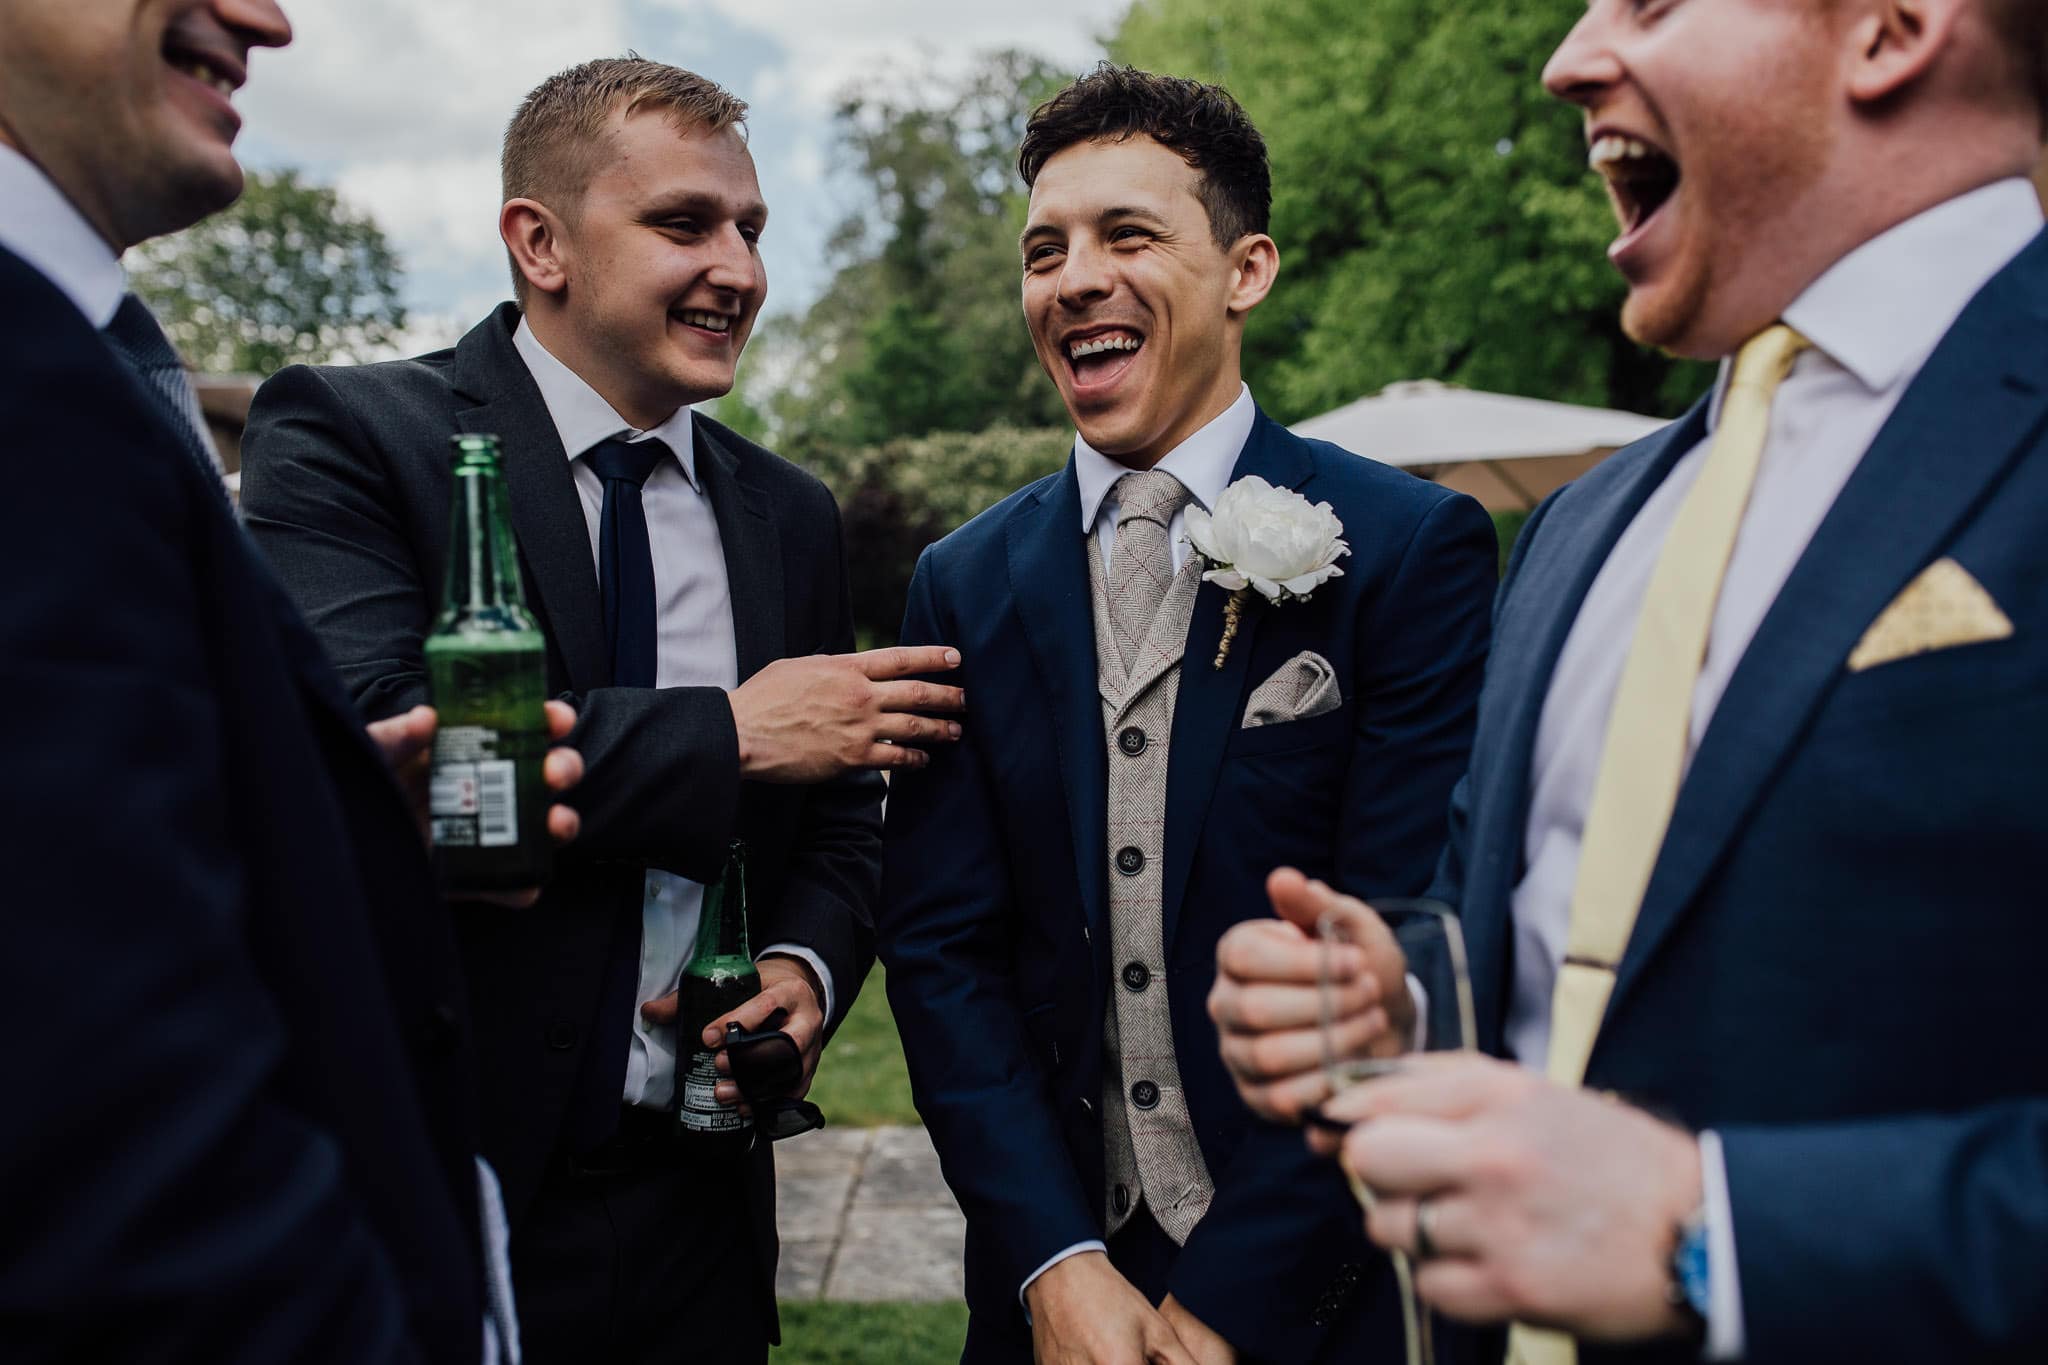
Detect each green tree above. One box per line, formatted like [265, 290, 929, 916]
[127, 168, 406, 375]
[734, 51, 1073, 454]
[1111, 0, 1712, 421]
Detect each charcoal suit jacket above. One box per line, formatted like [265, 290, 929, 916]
[240, 303, 882, 1334]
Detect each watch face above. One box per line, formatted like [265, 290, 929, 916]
[1674, 1219, 1712, 1319]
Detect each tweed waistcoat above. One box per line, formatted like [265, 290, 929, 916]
[1086, 534, 1214, 1245]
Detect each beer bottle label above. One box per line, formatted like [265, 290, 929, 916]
[677, 1047, 748, 1133]
[429, 725, 518, 848]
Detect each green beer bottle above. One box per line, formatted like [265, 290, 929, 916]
[676, 841, 760, 1150]
[425, 433, 552, 892]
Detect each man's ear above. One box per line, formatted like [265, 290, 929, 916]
[1846, 0, 1966, 105]
[502, 198, 570, 299]
[1226, 233, 1280, 315]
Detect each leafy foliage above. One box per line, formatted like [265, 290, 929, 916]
[731, 52, 1072, 452]
[1109, 0, 1712, 421]
[127, 168, 406, 375]
[810, 425, 1072, 647]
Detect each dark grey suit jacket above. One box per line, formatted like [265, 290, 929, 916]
[239, 303, 882, 1327]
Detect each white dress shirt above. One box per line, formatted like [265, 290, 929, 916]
[0, 145, 124, 330]
[510, 319, 833, 1111]
[3, 144, 523, 1362]
[1020, 382, 1257, 1306]
[1507, 177, 2044, 1357]
[1073, 383, 1257, 569]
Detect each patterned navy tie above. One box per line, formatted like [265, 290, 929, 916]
[585, 436, 670, 689]
[101, 293, 232, 509]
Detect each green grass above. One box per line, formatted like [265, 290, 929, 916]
[776, 1301, 968, 1364]
[811, 964, 921, 1128]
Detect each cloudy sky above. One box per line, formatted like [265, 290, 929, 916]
[233, 0, 1112, 350]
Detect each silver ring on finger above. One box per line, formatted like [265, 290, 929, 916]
[1413, 1197, 1439, 1261]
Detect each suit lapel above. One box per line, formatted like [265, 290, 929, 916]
[1158, 412, 1307, 953]
[1600, 235, 2048, 1039]
[1008, 459, 1111, 949]
[1461, 403, 1707, 1052]
[451, 305, 610, 692]
[695, 415, 784, 681]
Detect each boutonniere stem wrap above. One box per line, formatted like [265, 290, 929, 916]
[1184, 475, 1349, 668]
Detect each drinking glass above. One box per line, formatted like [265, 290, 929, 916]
[1315, 898, 1474, 1365]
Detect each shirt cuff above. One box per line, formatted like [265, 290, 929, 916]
[1019, 1240, 1108, 1321]
[758, 943, 835, 1024]
[1697, 1130, 1746, 1361]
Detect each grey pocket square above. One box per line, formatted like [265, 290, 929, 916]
[1241, 651, 1341, 729]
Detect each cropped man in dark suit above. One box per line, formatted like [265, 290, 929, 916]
[880, 67, 1497, 1365]
[0, 0, 584, 1359]
[1211, 1, 2048, 1361]
[241, 57, 961, 1365]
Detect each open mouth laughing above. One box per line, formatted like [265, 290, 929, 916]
[1063, 325, 1145, 395]
[162, 31, 244, 104]
[1590, 130, 1680, 258]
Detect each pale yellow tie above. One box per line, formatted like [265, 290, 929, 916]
[1507, 325, 1808, 1365]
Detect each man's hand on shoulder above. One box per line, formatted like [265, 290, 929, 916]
[367, 698, 585, 907]
[1026, 1252, 1195, 1365]
[729, 645, 967, 782]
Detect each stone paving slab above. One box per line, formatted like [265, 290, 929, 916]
[774, 1124, 966, 1303]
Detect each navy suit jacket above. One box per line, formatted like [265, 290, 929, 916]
[0, 250, 484, 1359]
[881, 411, 1497, 1361]
[1434, 232, 2048, 1362]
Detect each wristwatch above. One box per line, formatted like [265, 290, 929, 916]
[1668, 1204, 1710, 1341]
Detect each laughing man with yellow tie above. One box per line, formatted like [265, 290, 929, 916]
[1206, 0, 2048, 1361]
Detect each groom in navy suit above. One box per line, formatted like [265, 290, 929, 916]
[880, 66, 1497, 1365]
[1210, 1, 2048, 1361]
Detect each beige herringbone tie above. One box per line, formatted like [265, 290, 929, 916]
[1106, 470, 1194, 675]
[1508, 325, 1807, 1365]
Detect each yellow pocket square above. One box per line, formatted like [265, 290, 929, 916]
[1846, 557, 2013, 673]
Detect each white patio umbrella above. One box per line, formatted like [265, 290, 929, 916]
[1290, 380, 1667, 510]
[1293, 379, 1665, 466]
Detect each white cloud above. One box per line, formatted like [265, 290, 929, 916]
[669, 0, 1109, 109]
[233, 0, 1106, 326]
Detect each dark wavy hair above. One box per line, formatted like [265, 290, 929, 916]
[1018, 63, 1271, 248]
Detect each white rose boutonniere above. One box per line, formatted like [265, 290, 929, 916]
[1183, 475, 1349, 669]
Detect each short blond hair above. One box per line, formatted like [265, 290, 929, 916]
[501, 55, 748, 301]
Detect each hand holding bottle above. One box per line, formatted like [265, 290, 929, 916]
[367, 698, 584, 908]
[639, 954, 823, 1112]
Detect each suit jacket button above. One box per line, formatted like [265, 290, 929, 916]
[1115, 846, 1146, 877]
[1130, 1080, 1160, 1110]
[1112, 1183, 1131, 1215]
[1117, 726, 1147, 757]
[1122, 961, 1151, 992]
[546, 1019, 579, 1051]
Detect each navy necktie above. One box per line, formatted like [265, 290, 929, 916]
[585, 436, 670, 688]
[102, 293, 232, 509]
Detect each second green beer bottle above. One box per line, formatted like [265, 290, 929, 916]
[675, 841, 760, 1151]
[425, 433, 552, 893]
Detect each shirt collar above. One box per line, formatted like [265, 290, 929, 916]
[512, 315, 699, 489]
[0, 145, 124, 329]
[1074, 383, 1257, 533]
[1712, 177, 2044, 424]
